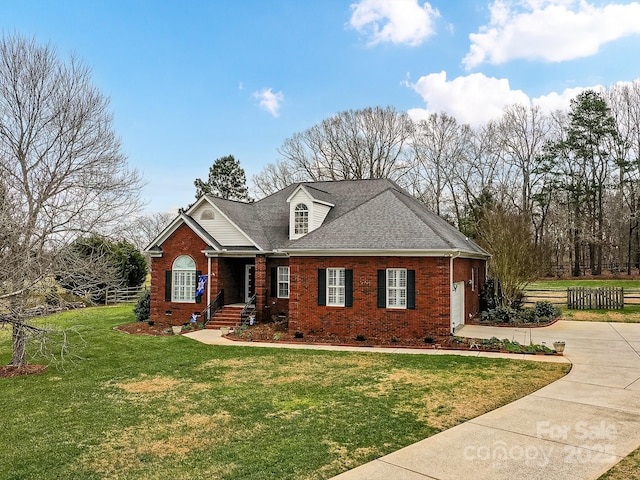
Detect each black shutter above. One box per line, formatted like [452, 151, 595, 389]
[407, 270, 416, 310]
[165, 270, 172, 301]
[318, 269, 326, 306]
[270, 267, 277, 297]
[195, 270, 202, 303]
[345, 269, 353, 307]
[377, 270, 386, 308]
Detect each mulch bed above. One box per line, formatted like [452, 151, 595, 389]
[465, 317, 559, 328]
[227, 323, 492, 351]
[0, 364, 47, 378]
[114, 320, 562, 354]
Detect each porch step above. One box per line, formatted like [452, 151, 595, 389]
[205, 306, 243, 329]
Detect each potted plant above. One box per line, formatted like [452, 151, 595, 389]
[553, 341, 566, 353]
[172, 325, 182, 334]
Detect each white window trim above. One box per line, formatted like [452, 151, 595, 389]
[277, 266, 290, 299]
[172, 255, 196, 303]
[327, 268, 345, 307]
[386, 268, 407, 309]
[294, 203, 309, 235]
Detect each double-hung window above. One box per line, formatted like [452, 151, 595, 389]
[277, 266, 290, 298]
[377, 268, 415, 310]
[318, 268, 353, 307]
[327, 268, 345, 306]
[386, 268, 407, 309]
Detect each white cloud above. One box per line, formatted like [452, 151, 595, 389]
[532, 85, 593, 112]
[349, 0, 440, 46]
[253, 88, 284, 117]
[407, 71, 530, 125]
[464, 0, 640, 69]
[407, 70, 600, 125]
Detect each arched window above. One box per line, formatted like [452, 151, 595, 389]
[200, 208, 215, 220]
[294, 203, 309, 235]
[172, 255, 196, 303]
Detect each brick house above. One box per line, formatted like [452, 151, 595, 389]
[145, 179, 489, 339]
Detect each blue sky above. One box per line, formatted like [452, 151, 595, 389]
[3, 0, 640, 214]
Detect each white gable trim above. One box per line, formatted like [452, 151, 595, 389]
[187, 196, 266, 250]
[143, 212, 222, 254]
[286, 185, 335, 207]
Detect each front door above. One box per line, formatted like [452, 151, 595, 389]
[245, 265, 255, 303]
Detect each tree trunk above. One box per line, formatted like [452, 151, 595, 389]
[10, 321, 27, 367]
[572, 230, 581, 277]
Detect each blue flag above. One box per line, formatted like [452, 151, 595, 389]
[196, 274, 207, 297]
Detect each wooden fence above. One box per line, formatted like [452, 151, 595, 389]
[522, 287, 630, 310]
[566, 287, 624, 310]
[105, 286, 148, 305]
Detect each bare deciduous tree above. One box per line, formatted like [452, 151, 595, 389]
[122, 212, 175, 252]
[276, 106, 414, 184]
[410, 112, 469, 219]
[251, 160, 310, 198]
[0, 34, 143, 367]
[478, 207, 548, 307]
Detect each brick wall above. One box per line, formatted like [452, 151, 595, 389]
[288, 256, 454, 340]
[264, 258, 290, 322]
[149, 224, 209, 325]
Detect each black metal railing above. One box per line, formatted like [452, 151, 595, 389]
[239, 293, 256, 326]
[202, 290, 224, 328]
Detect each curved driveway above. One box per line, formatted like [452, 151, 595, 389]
[332, 321, 640, 480]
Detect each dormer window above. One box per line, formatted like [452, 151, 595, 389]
[294, 203, 309, 235]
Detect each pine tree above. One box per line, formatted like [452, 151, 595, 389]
[194, 155, 252, 201]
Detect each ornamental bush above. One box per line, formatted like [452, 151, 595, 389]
[481, 301, 559, 324]
[133, 290, 150, 322]
[534, 301, 560, 320]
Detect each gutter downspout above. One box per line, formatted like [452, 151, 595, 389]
[207, 256, 211, 311]
[450, 251, 461, 334]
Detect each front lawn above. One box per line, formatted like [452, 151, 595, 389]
[0, 306, 569, 480]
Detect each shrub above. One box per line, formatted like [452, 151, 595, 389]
[517, 308, 537, 323]
[355, 334, 366, 342]
[534, 301, 559, 320]
[294, 331, 304, 339]
[483, 306, 518, 323]
[133, 290, 150, 322]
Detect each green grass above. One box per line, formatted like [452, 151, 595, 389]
[599, 445, 640, 480]
[528, 279, 640, 290]
[525, 279, 640, 322]
[0, 306, 569, 480]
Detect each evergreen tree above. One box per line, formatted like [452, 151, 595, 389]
[194, 155, 252, 201]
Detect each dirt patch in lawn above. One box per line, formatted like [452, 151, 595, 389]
[0, 364, 47, 378]
[115, 321, 175, 336]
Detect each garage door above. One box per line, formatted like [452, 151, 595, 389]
[451, 281, 465, 333]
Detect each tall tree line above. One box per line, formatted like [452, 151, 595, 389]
[252, 83, 640, 276]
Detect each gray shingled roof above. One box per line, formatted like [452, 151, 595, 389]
[285, 187, 487, 255]
[154, 178, 488, 257]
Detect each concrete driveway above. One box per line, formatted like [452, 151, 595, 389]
[332, 321, 640, 480]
